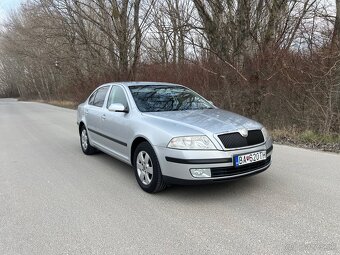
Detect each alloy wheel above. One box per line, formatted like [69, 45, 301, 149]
[81, 129, 88, 150]
[136, 151, 153, 185]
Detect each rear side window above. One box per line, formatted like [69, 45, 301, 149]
[88, 91, 97, 105]
[91, 86, 109, 107]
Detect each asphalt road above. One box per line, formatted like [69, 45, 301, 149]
[0, 99, 339, 255]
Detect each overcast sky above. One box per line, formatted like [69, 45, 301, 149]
[0, 0, 337, 24]
[0, 0, 23, 22]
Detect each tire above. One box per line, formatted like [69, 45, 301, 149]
[80, 125, 96, 155]
[133, 142, 167, 193]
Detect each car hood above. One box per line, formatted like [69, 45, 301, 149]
[142, 108, 262, 134]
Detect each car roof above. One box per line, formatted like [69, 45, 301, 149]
[100, 81, 182, 88]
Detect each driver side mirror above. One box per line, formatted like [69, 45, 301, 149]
[108, 103, 128, 113]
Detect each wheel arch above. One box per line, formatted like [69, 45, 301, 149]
[130, 136, 154, 166]
[79, 121, 85, 135]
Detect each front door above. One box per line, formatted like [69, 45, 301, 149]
[100, 85, 132, 159]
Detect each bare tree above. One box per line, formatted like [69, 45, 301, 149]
[0, 0, 339, 135]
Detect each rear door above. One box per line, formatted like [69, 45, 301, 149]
[85, 86, 110, 145]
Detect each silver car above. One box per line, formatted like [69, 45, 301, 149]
[77, 82, 273, 193]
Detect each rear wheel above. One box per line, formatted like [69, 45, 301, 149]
[133, 142, 166, 193]
[80, 125, 96, 155]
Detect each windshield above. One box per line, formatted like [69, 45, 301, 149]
[129, 85, 214, 112]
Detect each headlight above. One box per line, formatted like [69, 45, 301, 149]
[261, 127, 270, 141]
[167, 136, 216, 150]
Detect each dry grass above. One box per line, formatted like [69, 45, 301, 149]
[28, 99, 77, 109]
[47, 100, 77, 109]
[271, 128, 340, 153]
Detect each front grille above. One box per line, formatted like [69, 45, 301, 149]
[210, 156, 271, 178]
[218, 130, 264, 149]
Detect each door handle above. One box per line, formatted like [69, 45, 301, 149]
[85, 109, 89, 115]
[101, 114, 106, 120]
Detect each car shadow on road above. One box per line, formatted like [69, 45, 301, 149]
[158, 175, 271, 202]
[94, 151, 272, 202]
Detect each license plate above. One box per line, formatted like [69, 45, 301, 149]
[234, 151, 266, 167]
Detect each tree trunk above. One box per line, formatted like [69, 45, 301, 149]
[331, 0, 340, 50]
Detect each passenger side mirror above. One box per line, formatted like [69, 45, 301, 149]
[108, 103, 128, 113]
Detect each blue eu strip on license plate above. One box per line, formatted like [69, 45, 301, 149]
[234, 156, 239, 167]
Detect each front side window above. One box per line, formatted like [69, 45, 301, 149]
[107, 86, 128, 108]
[129, 85, 213, 112]
[92, 86, 109, 107]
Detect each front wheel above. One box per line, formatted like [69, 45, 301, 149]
[80, 125, 96, 155]
[133, 142, 166, 193]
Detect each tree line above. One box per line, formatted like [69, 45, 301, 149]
[0, 0, 339, 134]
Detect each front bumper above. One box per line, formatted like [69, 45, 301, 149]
[154, 140, 273, 185]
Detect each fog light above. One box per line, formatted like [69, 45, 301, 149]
[190, 168, 211, 178]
